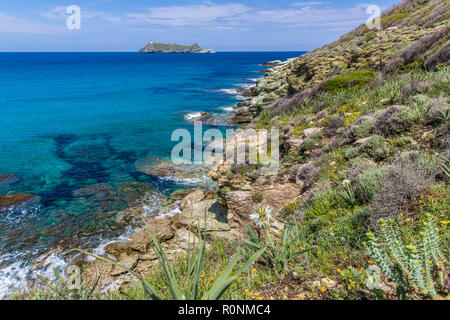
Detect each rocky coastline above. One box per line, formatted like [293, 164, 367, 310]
[52, 56, 307, 292]
[6, 0, 450, 298]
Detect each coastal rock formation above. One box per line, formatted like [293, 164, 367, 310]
[139, 42, 215, 54]
[0, 194, 36, 210]
[71, 189, 229, 291]
[135, 159, 209, 180]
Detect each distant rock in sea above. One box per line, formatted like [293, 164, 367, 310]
[139, 42, 215, 54]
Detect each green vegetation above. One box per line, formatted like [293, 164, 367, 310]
[367, 217, 447, 299]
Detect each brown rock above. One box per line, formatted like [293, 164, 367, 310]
[0, 194, 35, 210]
[179, 190, 205, 210]
[173, 199, 230, 235]
[110, 253, 139, 276]
[225, 183, 301, 235]
[170, 188, 198, 200]
[129, 217, 174, 253]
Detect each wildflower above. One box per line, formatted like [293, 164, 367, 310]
[368, 260, 374, 264]
[320, 286, 326, 292]
[440, 220, 450, 225]
[405, 218, 412, 222]
[254, 292, 260, 296]
[342, 179, 351, 186]
[250, 206, 273, 229]
[337, 269, 341, 273]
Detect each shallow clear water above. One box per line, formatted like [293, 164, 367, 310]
[0, 52, 301, 295]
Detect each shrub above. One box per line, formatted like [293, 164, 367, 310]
[424, 97, 449, 126]
[352, 116, 375, 140]
[291, 163, 319, 191]
[322, 70, 375, 93]
[301, 131, 323, 152]
[325, 114, 344, 136]
[392, 136, 413, 148]
[251, 192, 264, 204]
[269, 85, 320, 115]
[344, 147, 361, 160]
[360, 135, 390, 161]
[367, 218, 447, 299]
[374, 105, 415, 137]
[425, 42, 450, 69]
[354, 166, 385, 204]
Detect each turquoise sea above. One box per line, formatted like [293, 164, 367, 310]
[0, 52, 301, 297]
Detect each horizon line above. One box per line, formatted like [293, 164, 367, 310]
[0, 50, 308, 53]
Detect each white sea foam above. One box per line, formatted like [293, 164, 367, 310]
[157, 175, 215, 188]
[184, 112, 202, 121]
[0, 251, 67, 300]
[220, 106, 235, 112]
[216, 88, 246, 101]
[236, 83, 255, 90]
[90, 231, 133, 260]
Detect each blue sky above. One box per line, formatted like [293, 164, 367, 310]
[0, 0, 400, 51]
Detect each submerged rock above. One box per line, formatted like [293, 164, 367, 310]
[0, 174, 17, 186]
[0, 194, 36, 210]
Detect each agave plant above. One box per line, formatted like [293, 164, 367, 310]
[35, 267, 101, 300]
[245, 206, 311, 276]
[70, 227, 265, 300]
[435, 153, 450, 179]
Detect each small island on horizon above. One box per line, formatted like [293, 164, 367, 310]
[139, 41, 216, 53]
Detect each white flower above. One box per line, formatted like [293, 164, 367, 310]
[249, 212, 260, 222]
[264, 206, 272, 223]
[342, 179, 351, 186]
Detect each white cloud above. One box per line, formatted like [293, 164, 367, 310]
[292, 2, 328, 6]
[37, 6, 67, 21]
[126, 3, 251, 27]
[124, 2, 369, 29]
[3, 2, 372, 35]
[0, 12, 62, 34]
